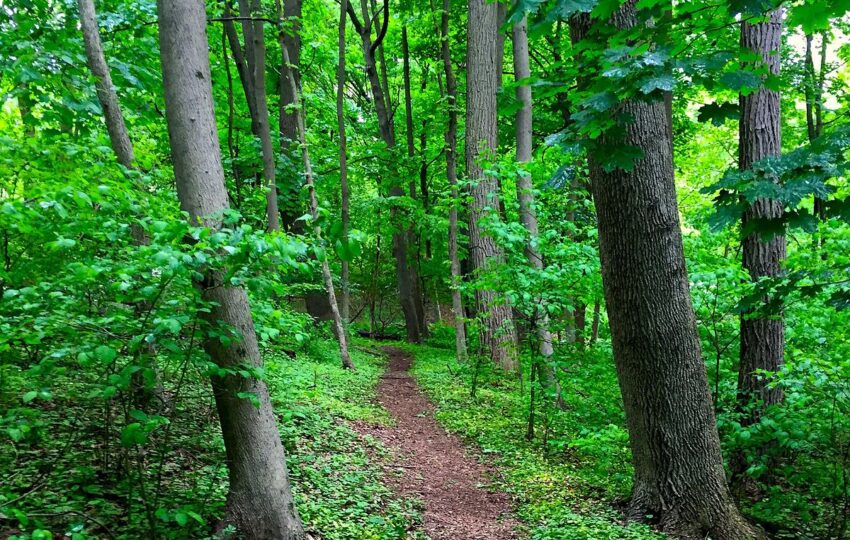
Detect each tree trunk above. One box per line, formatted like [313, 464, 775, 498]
[466, 0, 517, 370]
[278, 0, 304, 233]
[402, 26, 430, 338]
[280, 43, 355, 369]
[237, 0, 280, 231]
[733, 10, 786, 481]
[156, 1, 304, 536]
[737, 8, 785, 436]
[512, 12, 563, 404]
[78, 0, 134, 169]
[569, 6, 760, 538]
[338, 0, 351, 323]
[805, 32, 828, 224]
[350, 0, 422, 342]
[440, 0, 468, 363]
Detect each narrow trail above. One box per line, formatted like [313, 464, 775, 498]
[354, 346, 518, 540]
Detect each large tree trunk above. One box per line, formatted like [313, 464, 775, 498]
[337, 0, 351, 323]
[282, 45, 356, 370]
[569, 6, 760, 538]
[237, 0, 280, 231]
[350, 0, 423, 342]
[278, 0, 304, 233]
[512, 13, 563, 405]
[440, 0, 468, 363]
[737, 9, 786, 450]
[466, 0, 517, 370]
[156, 1, 304, 537]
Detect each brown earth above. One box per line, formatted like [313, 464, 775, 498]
[353, 346, 519, 540]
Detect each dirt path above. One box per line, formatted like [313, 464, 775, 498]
[355, 346, 518, 540]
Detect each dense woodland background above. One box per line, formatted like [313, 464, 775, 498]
[1, 0, 850, 538]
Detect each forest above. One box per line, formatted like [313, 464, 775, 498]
[1, 0, 849, 538]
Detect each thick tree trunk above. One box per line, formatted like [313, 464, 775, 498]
[512, 13, 563, 404]
[278, 0, 304, 233]
[237, 0, 280, 231]
[156, 1, 304, 537]
[338, 0, 351, 323]
[281, 44, 356, 369]
[737, 9, 786, 437]
[441, 0, 468, 363]
[569, 6, 760, 538]
[466, 0, 517, 370]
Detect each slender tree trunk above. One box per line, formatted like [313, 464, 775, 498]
[223, 1, 258, 127]
[569, 6, 760, 538]
[441, 0, 468, 363]
[338, 0, 351, 322]
[78, 0, 134, 169]
[512, 13, 563, 404]
[805, 32, 828, 224]
[282, 45, 355, 370]
[278, 0, 304, 232]
[350, 0, 422, 342]
[79, 0, 162, 408]
[736, 8, 785, 448]
[237, 0, 280, 231]
[156, 1, 304, 536]
[402, 26, 430, 337]
[590, 299, 601, 344]
[466, 0, 517, 370]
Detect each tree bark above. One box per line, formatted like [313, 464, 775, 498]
[737, 8, 786, 425]
[466, 0, 517, 370]
[278, 0, 304, 233]
[156, 1, 304, 536]
[441, 0, 468, 363]
[338, 0, 351, 323]
[78, 0, 134, 169]
[350, 0, 423, 342]
[569, 6, 760, 538]
[282, 45, 356, 370]
[237, 0, 280, 231]
[512, 12, 563, 404]
[402, 25, 430, 337]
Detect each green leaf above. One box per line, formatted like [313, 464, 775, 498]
[638, 73, 675, 94]
[697, 102, 739, 126]
[22, 390, 38, 403]
[95, 345, 118, 363]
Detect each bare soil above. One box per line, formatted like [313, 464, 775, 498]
[354, 346, 519, 540]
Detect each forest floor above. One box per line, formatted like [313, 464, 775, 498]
[352, 346, 519, 540]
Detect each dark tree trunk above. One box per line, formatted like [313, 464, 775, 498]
[350, 0, 422, 342]
[338, 0, 351, 323]
[737, 9, 786, 441]
[466, 0, 517, 370]
[402, 26, 430, 338]
[569, 6, 761, 538]
[440, 0, 468, 362]
[156, 1, 304, 536]
[278, 0, 304, 233]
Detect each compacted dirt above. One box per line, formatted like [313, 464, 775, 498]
[354, 346, 518, 540]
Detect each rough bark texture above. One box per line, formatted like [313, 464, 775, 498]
[570, 6, 760, 539]
[237, 0, 280, 231]
[466, 0, 517, 370]
[282, 45, 355, 370]
[78, 0, 134, 169]
[738, 10, 786, 428]
[338, 0, 351, 322]
[441, 0, 468, 363]
[156, 1, 304, 537]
